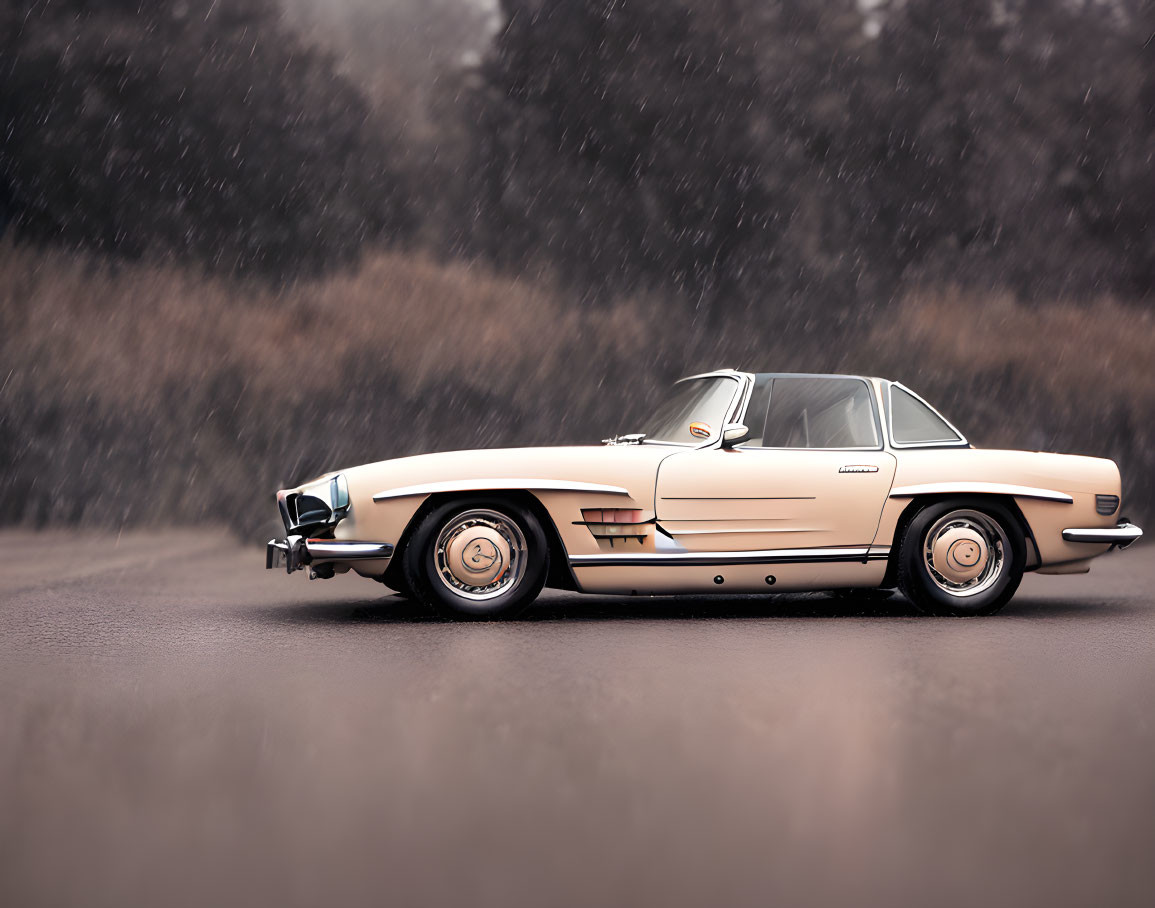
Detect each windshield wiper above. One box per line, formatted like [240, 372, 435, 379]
[601, 433, 647, 446]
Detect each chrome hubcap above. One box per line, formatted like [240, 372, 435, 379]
[922, 509, 1008, 597]
[435, 509, 527, 601]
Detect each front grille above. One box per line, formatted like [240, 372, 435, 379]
[277, 474, 349, 535]
[293, 494, 333, 527]
[1096, 494, 1120, 516]
[278, 491, 333, 534]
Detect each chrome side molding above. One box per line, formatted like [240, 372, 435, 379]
[570, 545, 889, 569]
[888, 482, 1074, 503]
[664, 526, 820, 536]
[373, 479, 631, 502]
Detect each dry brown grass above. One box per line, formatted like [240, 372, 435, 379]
[878, 288, 1154, 401]
[0, 243, 669, 529]
[2, 244, 1152, 531]
[867, 288, 1155, 463]
[0, 245, 653, 412]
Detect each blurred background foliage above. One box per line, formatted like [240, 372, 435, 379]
[0, 0, 1152, 532]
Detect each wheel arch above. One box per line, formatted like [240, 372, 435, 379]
[382, 488, 579, 593]
[881, 493, 1038, 588]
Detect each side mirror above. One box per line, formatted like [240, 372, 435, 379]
[720, 423, 749, 449]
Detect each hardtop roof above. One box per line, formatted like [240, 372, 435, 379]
[680, 369, 886, 383]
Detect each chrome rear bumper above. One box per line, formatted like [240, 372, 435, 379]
[1061, 522, 1142, 549]
[266, 536, 395, 574]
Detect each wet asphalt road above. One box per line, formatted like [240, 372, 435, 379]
[1, 530, 1153, 908]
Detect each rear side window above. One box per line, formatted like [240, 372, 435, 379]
[752, 377, 880, 449]
[890, 386, 963, 445]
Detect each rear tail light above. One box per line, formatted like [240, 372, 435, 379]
[1095, 494, 1120, 516]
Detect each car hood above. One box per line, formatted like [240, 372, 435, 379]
[338, 444, 678, 509]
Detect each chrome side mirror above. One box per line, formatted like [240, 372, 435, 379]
[720, 423, 750, 449]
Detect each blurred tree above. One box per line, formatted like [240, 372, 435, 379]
[279, 0, 497, 123]
[861, 0, 1154, 298]
[0, 0, 411, 276]
[459, 0, 1152, 308]
[1, 0, 1148, 301]
[463, 0, 771, 302]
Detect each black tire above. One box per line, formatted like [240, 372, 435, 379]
[401, 497, 549, 620]
[381, 572, 415, 599]
[897, 499, 1026, 616]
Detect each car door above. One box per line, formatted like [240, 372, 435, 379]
[654, 376, 897, 553]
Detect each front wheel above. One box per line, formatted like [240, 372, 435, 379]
[401, 498, 549, 620]
[897, 500, 1026, 617]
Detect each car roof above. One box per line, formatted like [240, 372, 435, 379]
[750, 372, 884, 382]
[680, 370, 886, 383]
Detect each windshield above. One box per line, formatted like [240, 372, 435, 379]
[637, 376, 739, 444]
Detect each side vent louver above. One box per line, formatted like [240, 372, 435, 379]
[575, 509, 650, 547]
[1095, 494, 1120, 516]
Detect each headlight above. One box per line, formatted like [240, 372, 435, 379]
[282, 473, 351, 533]
[331, 474, 350, 511]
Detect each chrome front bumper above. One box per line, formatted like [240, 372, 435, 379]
[266, 536, 395, 574]
[1061, 521, 1143, 549]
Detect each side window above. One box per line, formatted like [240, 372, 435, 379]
[889, 386, 962, 444]
[760, 378, 879, 449]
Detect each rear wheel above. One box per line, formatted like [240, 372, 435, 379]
[401, 498, 549, 620]
[897, 500, 1025, 616]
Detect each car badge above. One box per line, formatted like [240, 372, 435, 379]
[689, 422, 712, 439]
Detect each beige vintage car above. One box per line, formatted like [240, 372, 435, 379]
[267, 371, 1140, 618]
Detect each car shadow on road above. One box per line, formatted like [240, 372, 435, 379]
[257, 591, 1135, 625]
